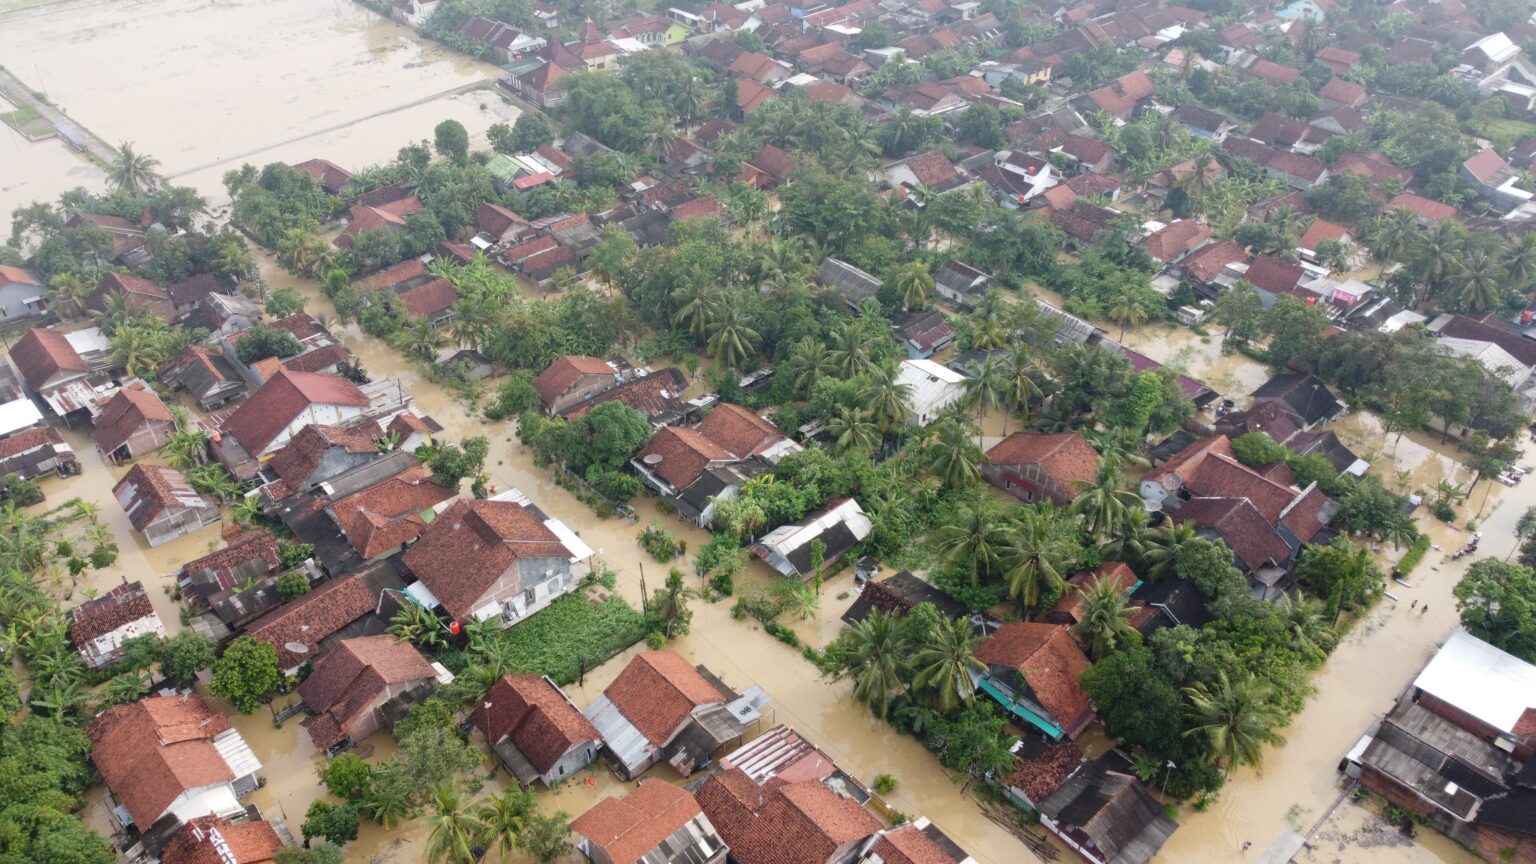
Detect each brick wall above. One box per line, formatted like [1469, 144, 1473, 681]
[1472, 826, 1536, 864]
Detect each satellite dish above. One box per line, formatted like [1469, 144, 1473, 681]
[643, 453, 664, 465]
[284, 642, 309, 654]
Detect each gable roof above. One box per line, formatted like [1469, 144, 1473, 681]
[166, 274, 228, 309]
[0, 265, 39, 287]
[1463, 147, 1507, 184]
[93, 271, 174, 318]
[162, 816, 283, 864]
[291, 158, 353, 195]
[1086, 69, 1156, 119]
[1248, 58, 1301, 85]
[975, 622, 1093, 735]
[571, 780, 709, 864]
[985, 432, 1098, 494]
[1172, 496, 1292, 570]
[749, 143, 796, 182]
[1432, 314, 1536, 367]
[86, 694, 235, 830]
[1385, 192, 1458, 222]
[265, 422, 382, 496]
[603, 649, 724, 746]
[533, 355, 613, 406]
[562, 368, 688, 420]
[329, 462, 456, 559]
[900, 150, 960, 188]
[472, 674, 600, 773]
[10, 327, 89, 392]
[1243, 254, 1304, 294]
[93, 384, 174, 455]
[402, 498, 572, 620]
[1143, 219, 1211, 262]
[68, 581, 156, 648]
[114, 464, 213, 531]
[223, 371, 369, 457]
[1320, 76, 1366, 105]
[297, 635, 437, 749]
[1182, 238, 1247, 283]
[245, 571, 379, 670]
[1299, 218, 1349, 250]
[695, 767, 883, 864]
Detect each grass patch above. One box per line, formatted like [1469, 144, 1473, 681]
[490, 591, 646, 685]
[1477, 117, 1536, 151]
[0, 106, 51, 140]
[1394, 533, 1432, 579]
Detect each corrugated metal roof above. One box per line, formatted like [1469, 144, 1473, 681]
[1413, 630, 1536, 734]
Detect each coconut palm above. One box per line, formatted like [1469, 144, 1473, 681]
[1070, 461, 1139, 540]
[674, 76, 704, 132]
[827, 322, 880, 378]
[424, 784, 487, 864]
[277, 229, 334, 280]
[1370, 207, 1418, 264]
[706, 296, 761, 369]
[1175, 153, 1222, 204]
[787, 584, 820, 620]
[1408, 220, 1466, 305]
[1278, 594, 1334, 664]
[93, 290, 143, 336]
[1143, 520, 1199, 581]
[964, 355, 1009, 440]
[925, 418, 982, 489]
[1105, 291, 1149, 341]
[910, 617, 985, 712]
[1450, 248, 1505, 313]
[476, 787, 537, 862]
[1100, 506, 1151, 563]
[1073, 575, 1139, 659]
[671, 283, 724, 338]
[1296, 17, 1326, 61]
[933, 499, 1009, 586]
[861, 360, 914, 431]
[1266, 205, 1307, 252]
[836, 609, 907, 718]
[999, 509, 1070, 611]
[364, 782, 411, 828]
[398, 318, 445, 364]
[826, 405, 879, 455]
[110, 142, 161, 194]
[882, 109, 926, 157]
[1006, 346, 1045, 430]
[786, 336, 835, 397]
[1183, 672, 1288, 777]
[892, 261, 935, 311]
[47, 273, 91, 320]
[1504, 232, 1536, 293]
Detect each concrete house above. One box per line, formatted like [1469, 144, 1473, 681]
[983, 431, 1098, 506]
[0, 265, 46, 322]
[631, 403, 800, 527]
[114, 464, 220, 547]
[933, 260, 993, 309]
[174, 529, 283, 619]
[472, 673, 602, 787]
[93, 383, 176, 463]
[352, 258, 460, 325]
[583, 649, 769, 779]
[896, 358, 966, 426]
[973, 621, 1095, 740]
[297, 635, 445, 752]
[695, 764, 883, 864]
[246, 568, 390, 676]
[220, 370, 371, 461]
[259, 422, 386, 502]
[572, 779, 728, 864]
[87, 694, 262, 852]
[159, 345, 245, 410]
[533, 355, 619, 414]
[324, 459, 456, 560]
[401, 494, 584, 627]
[67, 581, 167, 668]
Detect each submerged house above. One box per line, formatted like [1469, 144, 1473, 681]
[472, 673, 602, 788]
[67, 581, 166, 668]
[751, 498, 872, 580]
[630, 403, 800, 527]
[297, 635, 444, 753]
[972, 621, 1094, 740]
[983, 431, 1098, 506]
[582, 649, 769, 779]
[572, 779, 728, 864]
[93, 384, 176, 463]
[1003, 745, 1178, 864]
[114, 464, 221, 547]
[175, 530, 285, 630]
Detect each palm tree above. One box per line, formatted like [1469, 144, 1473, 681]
[826, 405, 879, 455]
[1100, 506, 1151, 563]
[827, 322, 879, 378]
[162, 431, 208, 470]
[1278, 594, 1333, 664]
[925, 419, 982, 489]
[1266, 205, 1308, 253]
[1183, 672, 1288, 777]
[836, 609, 907, 718]
[671, 283, 724, 338]
[424, 784, 488, 864]
[1450, 248, 1505, 313]
[892, 261, 935, 310]
[1073, 576, 1139, 659]
[674, 76, 704, 132]
[110, 324, 165, 377]
[1370, 208, 1418, 264]
[398, 318, 445, 364]
[364, 783, 412, 828]
[1297, 17, 1326, 62]
[1070, 461, 1139, 540]
[278, 229, 334, 279]
[1409, 220, 1465, 305]
[47, 273, 91, 320]
[786, 336, 835, 397]
[110, 142, 161, 194]
[93, 290, 142, 336]
[1006, 346, 1044, 430]
[1143, 520, 1198, 581]
[882, 109, 926, 156]
[706, 296, 761, 369]
[1175, 153, 1222, 204]
[862, 360, 914, 432]
[910, 618, 984, 712]
[388, 602, 447, 649]
[787, 584, 820, 620]
[964, 355, 1008, 440]
[476, 787, 537, 862]
[999, 509, 1070, 611]
[1504, 232, 1536, 293]
[933, 499, 1009, 586]
[1105, 291, 1149, 341]
[1433, 480, 1466, 508]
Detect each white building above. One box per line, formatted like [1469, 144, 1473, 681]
[897, 358, 968, 427]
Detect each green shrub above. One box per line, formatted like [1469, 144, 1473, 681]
[1395, 534, 1431, 578]
[480, 593, 646, 685]
[709, 570, 735, 597]
[638, 520, 681, 561]
[277, 571, 311, 601]
[645, 631, 667, 650]
[874, 774, 898, 795]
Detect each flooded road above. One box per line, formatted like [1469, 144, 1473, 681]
[0, 0, 514, 216]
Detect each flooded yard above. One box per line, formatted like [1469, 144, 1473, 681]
[0, 0, 514, 215]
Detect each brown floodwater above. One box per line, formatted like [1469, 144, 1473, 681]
[0, 0, 515, 216]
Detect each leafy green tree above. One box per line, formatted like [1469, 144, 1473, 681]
[433, 119, 470, 162]
[302, 800, 360, 848]
[234, 324, 303, 363]
[278, 571, 311, 601]
[1082, 646, 1183, 753]
[585, 402, 652, 469]
[1454, 560, 1536, 662]
[323, 753, 372, 803]
[1230, 431, 1290, 467]
[159, 631, 216, 688]
[923, 700, 1017, 792]
[208, 636, 281, 714]
[266, 286, 307, 317]
[276, 845, 344, 864]
[1296, 537, 1383, 619]
[516, 810, 573, 863]
[1213, 281, 1264, 344]
[426, 436, 489, 488]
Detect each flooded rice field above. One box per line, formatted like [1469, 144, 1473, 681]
[0, 0, 514, 215]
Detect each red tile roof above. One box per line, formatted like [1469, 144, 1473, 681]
[1086, 69, 1155, 119]
[671, 196, 724, 221]
[297, 635, 437, 749]
[1050, 562, 1137, 623]
[162, 816, 283, 864]
[695, 767, 883, 864]
[563, 368, 688, 420]
[1320, 77, 1365, 105]
[749, 143, 796, 183]
[86, 695, 235, 829]
[0, 265, 39, 287]
[975, 622, 1094, 737]
[1173, 496, 1291, 570]
[1242, 254, 1304, 294]
[636, 426, 733, 489]
[10, 327, 88, 391]
[1184, 453, 1297, 522]
[68, 581, 156, 648]
[533, 355, 613, 407]
[1299, 218, 1349, 250]
[1248, 58, 1300, 85]
[869, 826, 962, 864]
[94, 271, 174, 318]
[472, 674, 599, 773]
[1003, 739, 1084, 803]
[985, 432, 1098, 498]
[223, 371, 368, 457]
[1061, 135, 1112, 165]
[402, 498, 572, 620]
[92, 383, 174, 456]
[398, 276, 459, 319]
[571, 780, 706, 864]
[604, 650, 723, 746]
[335, 196, 423, 248]
[1333, 151, 1411, 184]
[1386, 192, 1458, 222]
[476, 202, 528, 238]
[167, 274, 228, 309]
[1182, 238, 1247, 283]
[1143, 219, 1211, 263]
[329, 461, 455, 559]
[246, 571, 379, 670]
[291, 159, 353, 195]
[900, 149, 960, 188]
[266, 422, 382, 495]
[1265, 150, 1326, 183]
[1463, 147, 1507, 183]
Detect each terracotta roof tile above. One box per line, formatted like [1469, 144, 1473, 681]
[291, 159, 353, 194]
[0, 265, 40, 286]
[604, 650, 723, 746]
[297, 635, 437, 749]
[114, 463, 213, 532]
[9, 327, 88, 392]
[1243, 254, 1304, 294]
[1385, 193, 1457, 222]
[266, 423, 382, 494]
[329, 461, 455, 558]
[93, 272, 174, 318]
[671, 196, 724, 221]
[985, 432, 1098, 497]
[166, 274, 228, 309]
[472, 674, 599, 773]
[1004, 739, 1084, 803]
[533, 355, 615, 407]
[1248, 58, 1300, 85]
[1172, 496, 1291, 570]
[867, 827, 960, 864]
[1183, 238, 1247, 282]
[402, 498, 571, 620]
[86, 694, 235, 829]
[162, 815, 283, 864]
[246, 571, 379, 670]
[223, 371, 369, 457]
[901, 150, 960, 188]
[1320, 77, 1365, 105]
[68, 581, 156, 648]
[92, 383, 174, 456]
[571, 780, 706, 864]
[975, 622, 1094, 737]
[1143, 219, 1211, 263]
[562, 368, 688, 420]
[1299, 218, 1349, 250]
[696, 767, 883, 864]
[1050, 563, 1138, 623]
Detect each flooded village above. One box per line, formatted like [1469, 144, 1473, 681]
[3, 0, 1536, 863]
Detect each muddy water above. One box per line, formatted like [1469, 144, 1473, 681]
[0, 120, 106, 224]
[0, 0, 511, 215]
